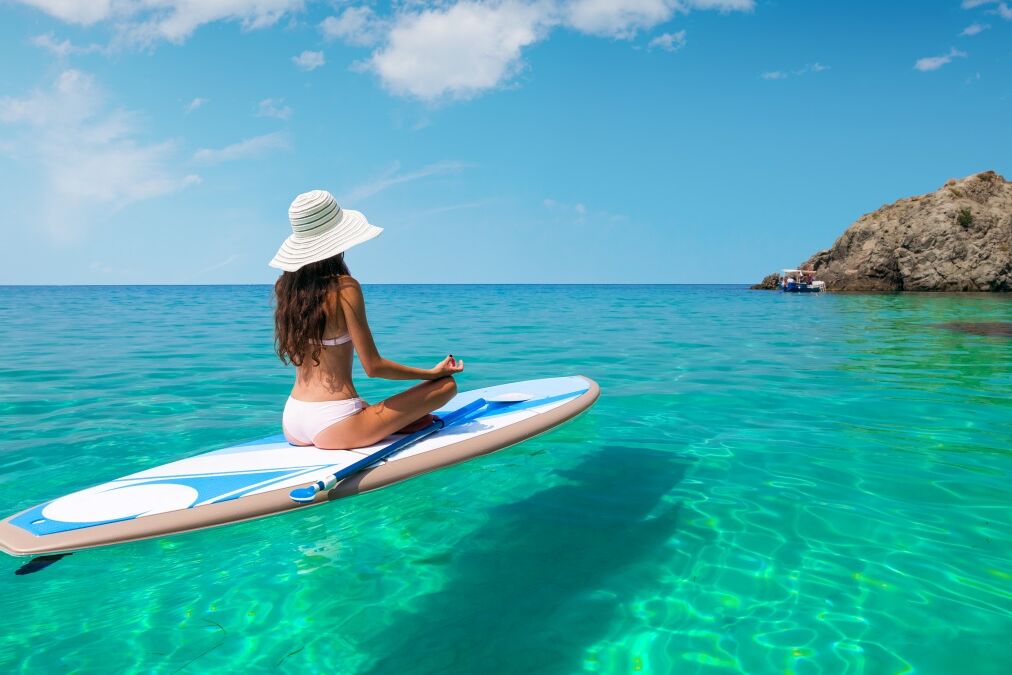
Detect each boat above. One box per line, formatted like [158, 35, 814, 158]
[781, 269, 825, 293]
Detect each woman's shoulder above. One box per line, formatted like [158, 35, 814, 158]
[335, 274, 363, 299]
[336, 274, 361, 288]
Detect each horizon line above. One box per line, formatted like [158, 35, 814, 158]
[0, 282, 755, 288]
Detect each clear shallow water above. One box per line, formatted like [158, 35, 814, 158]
[0, 285, 1009, 674]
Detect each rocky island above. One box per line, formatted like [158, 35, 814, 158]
[756, 171, 1011, 291]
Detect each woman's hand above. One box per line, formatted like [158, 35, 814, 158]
[429, 354, 464, 379]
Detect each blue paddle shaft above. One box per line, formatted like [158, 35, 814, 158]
[289, 397, 493, 504]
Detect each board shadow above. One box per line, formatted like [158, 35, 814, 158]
[348, 445, 692, 675]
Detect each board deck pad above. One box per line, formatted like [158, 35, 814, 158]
[0, 376, 598, 556]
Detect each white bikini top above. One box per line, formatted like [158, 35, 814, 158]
[314, 332, 351, 346]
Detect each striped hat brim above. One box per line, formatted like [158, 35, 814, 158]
[269, 208, 382, 272]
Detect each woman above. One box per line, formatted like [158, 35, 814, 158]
[270, 189, 463, 450]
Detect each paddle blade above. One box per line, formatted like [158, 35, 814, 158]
[289, 485, 318, 504]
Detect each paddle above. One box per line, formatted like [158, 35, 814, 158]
[288, 393, 532, 504]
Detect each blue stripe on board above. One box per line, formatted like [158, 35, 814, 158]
[206, 464, 340, 504]
[479, 389, 587, 419]
[8, 502, 130, 538]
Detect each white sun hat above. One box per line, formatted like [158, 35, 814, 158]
[269, 190, 383, 272]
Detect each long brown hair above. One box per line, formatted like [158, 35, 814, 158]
[274, 253, 350, 366]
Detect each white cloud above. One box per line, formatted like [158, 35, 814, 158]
[0, 69, 198, 241]
[648, 30, 686, 51]
[31, 33, 75, 56]
[796, 62, 828, 75]
[344, 160, 470, 202]
[914, 47, 967, 72]
[185, 97, 208, 113]
[31, 32, 106, 56]
[563, 0, 751, 38]
[14, 0, 304, 44]
[193, 131, 290, 163]
[685, 0, 754, 10]
[959, 22, 990, 36]
[129, 0, 304, 44]
[564, 0, 676, 39]
[366, 0, 753, 100]
[256, 97, 293, 119]
[321, 6, 386, 46]
[543, 197, 627, 225]
[760, 63, 827, 80]
[543, 199, 587, 222]
[369, 1, 552, 100]
[292, 49, 325, 70]
[961, 0, 1012, 18]
[14, 0, 115, 25]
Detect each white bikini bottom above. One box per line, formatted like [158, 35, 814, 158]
[283, 396, 366, 445]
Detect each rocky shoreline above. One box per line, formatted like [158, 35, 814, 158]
[750, 273, 780, 290]
[754, 171, 1011, 291]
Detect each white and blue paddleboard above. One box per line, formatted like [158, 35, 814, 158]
[0, 376, 598, 556]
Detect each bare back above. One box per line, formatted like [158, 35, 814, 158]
[289, 277, 359, 402]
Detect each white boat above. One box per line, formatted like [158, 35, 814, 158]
[781, 269, 825, 293]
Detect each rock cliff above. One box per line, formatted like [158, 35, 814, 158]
[800, 171, 1011, 291]
[750, 272, 781, 290]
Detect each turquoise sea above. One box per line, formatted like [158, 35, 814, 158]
[0, 285, 1009, 674]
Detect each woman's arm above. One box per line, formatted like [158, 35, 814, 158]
[337, 277, 463, 380]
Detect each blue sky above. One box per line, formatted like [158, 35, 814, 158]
[0, 0, 1009, 284]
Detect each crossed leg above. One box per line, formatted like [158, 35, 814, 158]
[310, 376, 458, 450]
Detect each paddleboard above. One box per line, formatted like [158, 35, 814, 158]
[0, 376, 599, 556]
